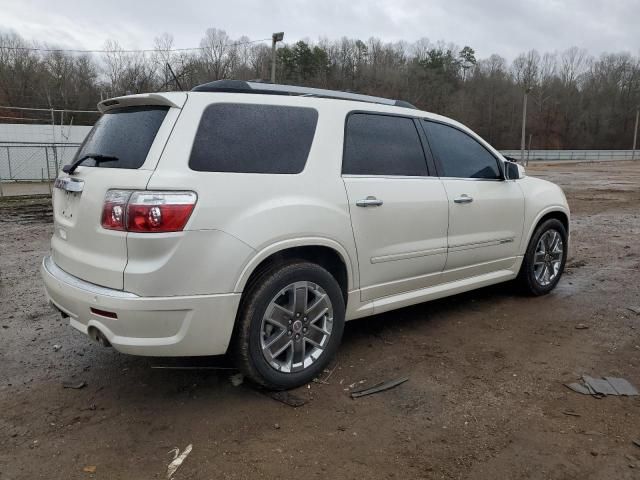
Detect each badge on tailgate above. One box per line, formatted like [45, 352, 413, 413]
[54, 177, 84, 193]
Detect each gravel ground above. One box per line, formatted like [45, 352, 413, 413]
[1, 162, 639, 479]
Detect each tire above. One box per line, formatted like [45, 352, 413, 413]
[518, 218, 568, 296]
[233, 260, 345, 390]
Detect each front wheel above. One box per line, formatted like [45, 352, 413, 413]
[233, 261, 345, 390]
[518, 218, 568, 295]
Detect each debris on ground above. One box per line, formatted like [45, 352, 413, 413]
[345, 379, 366, 391]
[82, 465, 96, 474]
[565, 375, 639, 397]
[229, 373, 244, 387]
[53, 344, 62, 352]
[315, 362, 339, 385]
[575, 323, 589, 330]
[166, 444, 192, 479]
[633, 439, 640, 448]
[628, 306, 640, 315]
[62, 380, 87, 389]
[270, 390, 307, 407]
[562, 410, 581, 417]
[351, 377, 409, 399]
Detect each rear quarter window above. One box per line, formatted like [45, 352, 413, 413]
[75, 106, 169, 169]
[189, 103, 318, 174]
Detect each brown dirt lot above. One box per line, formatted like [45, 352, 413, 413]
[1, 162, 639, 480]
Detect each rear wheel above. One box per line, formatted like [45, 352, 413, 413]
[518, 218, 567, 295]
[233, 261, 345, 390]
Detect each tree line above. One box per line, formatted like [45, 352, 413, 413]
[0, 29, 638, 149]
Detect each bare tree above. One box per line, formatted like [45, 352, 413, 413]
[560, 46, 588, 87]
[0, 29, 638, 148]
[152, 33, 175, 90]
[199, 28, 238, 80]
[512, 49, 540, 91]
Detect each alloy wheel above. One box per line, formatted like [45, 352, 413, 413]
[260, 281, 334, 373]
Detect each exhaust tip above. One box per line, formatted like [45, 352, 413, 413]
[88, 327, 112, 348]
[49, 301, 69, 319]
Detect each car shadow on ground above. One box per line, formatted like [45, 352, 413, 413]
[341, 281, 518, 345]
[94, 281, 520, 401]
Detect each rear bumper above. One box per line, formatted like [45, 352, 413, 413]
[41, 256, 241, 356]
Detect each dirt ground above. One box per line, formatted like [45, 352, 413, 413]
[1, 162, 639, 480]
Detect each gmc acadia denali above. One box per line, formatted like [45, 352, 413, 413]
[41, 80, 569, 389]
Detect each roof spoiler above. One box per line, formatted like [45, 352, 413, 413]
[97, 93, 186, 113]
[191, 80, 416, 109]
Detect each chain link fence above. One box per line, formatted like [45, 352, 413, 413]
[0, 142, 80, 181]
[0, 142, 81, 196]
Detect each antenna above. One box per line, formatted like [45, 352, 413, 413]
[166, 63, 183, 91]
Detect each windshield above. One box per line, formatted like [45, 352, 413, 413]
[73, 106, 169, 169]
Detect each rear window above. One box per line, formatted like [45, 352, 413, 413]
[74, 106, 169, 169]
[189, 103, 318, 174]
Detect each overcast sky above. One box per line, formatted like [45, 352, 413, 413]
[1, 0, 638, 60]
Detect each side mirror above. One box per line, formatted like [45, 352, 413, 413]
[505, 161, 521, 180]
[517, 163, 526, 178]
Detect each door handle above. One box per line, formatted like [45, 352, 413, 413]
[356, 196, 384, 207]
[454, 194, 473, 204]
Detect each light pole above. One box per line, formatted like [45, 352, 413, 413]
[520, 88, 530, 163]
[271, 32, 284, 83]
[633, 106, 639, 161]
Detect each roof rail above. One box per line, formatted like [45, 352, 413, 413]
[190, 80, 416, 109]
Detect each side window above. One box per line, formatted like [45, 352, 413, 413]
[343, 113, 428, 176]
[423, 121, 501, 179]
[189, 103, 318, 174]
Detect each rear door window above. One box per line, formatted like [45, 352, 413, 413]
[342, 113, 428, 176]
[423, 121, 502, 179]
[74, 106, 169, 169]
[189, 103, 318, 174]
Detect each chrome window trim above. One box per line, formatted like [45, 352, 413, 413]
[371, 247, 447, 264]
[341, 174, 441, 180]
[438, 177, 505, 182]
[448, 237, 515, 252]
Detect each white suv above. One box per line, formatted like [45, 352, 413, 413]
[41, 80, 569, 389]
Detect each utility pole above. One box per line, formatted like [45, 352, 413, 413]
[633, 106, 639, 161]
[271, 32, 284, 83]
[520, 89, 530, 163]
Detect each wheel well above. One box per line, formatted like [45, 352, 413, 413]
[243, 246, 349, 303]
[536, 210, 569, 234]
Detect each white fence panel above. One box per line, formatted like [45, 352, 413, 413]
[500, 150, 637, 162]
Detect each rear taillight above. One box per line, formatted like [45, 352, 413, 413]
[101, 190, 131, 231]
[101, 190, 196, 233]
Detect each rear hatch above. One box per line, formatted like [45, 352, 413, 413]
[51, 93, 186, 289]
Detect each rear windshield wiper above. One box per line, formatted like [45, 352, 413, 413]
[62, 154, 119, 175]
